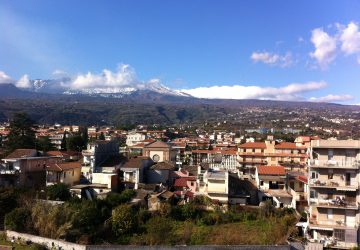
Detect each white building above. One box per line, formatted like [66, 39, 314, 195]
[126, 131, 146, 147]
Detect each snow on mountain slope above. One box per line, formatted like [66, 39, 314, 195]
[19, 78, 191, 98]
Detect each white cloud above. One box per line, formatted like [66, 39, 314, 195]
[0, 71, 13, 83]
[251, 51, 292, 67]
[357, 56, 360, 65]
[309, 28, 337, 69]
[16, 74, 31, 88]
[52, 69, 68, 77]
[309, 94, 353, 103]
[339, 22, 360, 55]
[69, 64, 139, 89]
[181, 81, 327, 100]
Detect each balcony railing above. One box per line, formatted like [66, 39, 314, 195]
[309, 218, 358, 228]
[82, 150, 94, 156]
[309, 179, 358, 189]
[309, 159, 360, 169]
[309, 197, 358, 209]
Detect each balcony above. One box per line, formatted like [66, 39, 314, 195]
[309, 179, 358, 190]
[82, 150, 94, 156]
[309, 218, 358, 229]
[309, 159, 360, 169]
[309, 197, 358, 209]
[237, 158, 267, 165]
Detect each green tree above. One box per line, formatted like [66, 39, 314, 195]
[98, 132, 105, 140]
[6, 112, 36, 151]
[112, 204, 136, 236]
[80, 127, 88, 147]
[46, 184, 71, 201]
[67, 134, 85, 151]
[37, 136, 55, 152]
[61, 131, 68, 151]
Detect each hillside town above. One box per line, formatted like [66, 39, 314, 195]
[0, 114, 359, 249]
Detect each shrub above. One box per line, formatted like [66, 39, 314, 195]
[145, 216, 174, 245]
[106, 189, 136, 208]
[112, 204, 136, 236]
[46, 184, 71, 201]
[5, 207, 31, 232]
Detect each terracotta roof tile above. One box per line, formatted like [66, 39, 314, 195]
[47, 161, 81, 172]
[296, 175, 308, 184]
[240, 142, 266, 149]
[257, 165, 285, 175]
[5, 149, 37, 159]
[275, 142, 304, 149]
[174, 177, 196, 187]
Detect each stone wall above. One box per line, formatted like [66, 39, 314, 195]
[6, 231, 86, 250]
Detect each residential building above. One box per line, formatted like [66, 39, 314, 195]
[237, 136, 308, 177]
[307, 139, 360, 248]
[82, 140, 119, 180]
[287, 173, 308, 212]
[119, 156, 153, 189]
[198, 170, 229, 204]
[126, 131, 146, 147]
[192, 149, 239, 170]
[147, 161, 175, 185]
[1, 150, 62, 188]
[255, 165, 291, 208]
[46, 162, 81, 186]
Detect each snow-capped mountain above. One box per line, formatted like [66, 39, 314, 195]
[20, 78, 191, 98]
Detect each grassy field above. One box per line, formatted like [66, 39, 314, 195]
[129, 217, 295, 246]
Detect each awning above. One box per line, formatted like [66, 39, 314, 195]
[309, 226, 334, 231]
[337, 187, 357, 191]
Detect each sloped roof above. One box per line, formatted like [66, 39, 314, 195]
[151, 161, 175, 170]
[240, 142, 266, 149]
[257, 165, 285, 175]
[174, 177, 196, 187]
[144, 140, 170, 149]
[296, 175, 308, 184]
[5, 149, 37, 159]
[47, 162, 81, 172]
[100, 155, 124, 168]
[121, 156, 153, 169]
[275, 142, 303, 149]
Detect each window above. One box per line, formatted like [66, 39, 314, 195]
[261, 149, 264, 153]
[334, 229, 345, 241]
[327, 208, 333, 219]
[63, 172, 66, 178]
[328, 149, 334, 160]
[310, 190, 317, 199]
[72, 170, 74, 176]
[260, 181, 264, 186]
[328, 169, 333, 179]
[152, 154, 160, 162]
[311, 171, 318, 179]
[252, 148, 255, 153]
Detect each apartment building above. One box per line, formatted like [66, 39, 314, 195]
[237, 136, 308, 177]
[308, 139, 360, 248]
[191, 149, 239, 170]
[198, 170, 229, 203]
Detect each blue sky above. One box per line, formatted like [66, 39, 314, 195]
[1, 0, 360, 103]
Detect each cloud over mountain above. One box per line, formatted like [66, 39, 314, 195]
[181, 81, 327, 100]
[0, 71, 13, 83]
[309, 94, 353, 103]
